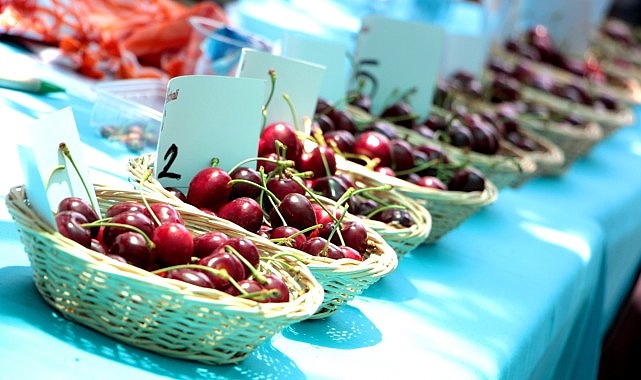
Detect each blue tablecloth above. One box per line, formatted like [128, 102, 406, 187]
[1, 39, 640, 379]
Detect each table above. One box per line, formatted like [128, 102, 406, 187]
[1, 40, 640, 380]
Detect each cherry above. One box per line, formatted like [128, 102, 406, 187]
[339, 245, 363, 261]
[390, 139, 415, 172]
[90, 238, 106, 254]
[57, 197, 99, 237]
[353, 131, 393, 168]
[315, 113, 336, 133]
[152, 222, 194, 267]
[270, 193, 317, 233]
[348, 91, 372, 112]
[296, 145, 337, 178]
[414, 175, 447, 190]
[143, 202, 183, 227]
[373, 208, 414, 228]
[363, 120, 399, 140]
[328, 109, 357, 134]
[55, 210, 92, 248]
[192, 231, 229, 258]
[446, 123, 474, 148]
[105, 200, 146, 218]
[198, 250, 245, 289]
[102, 211, 154, 248]
[381, 101, 415, 128]
[262, 273, 290, 302]
[300, 236, 342, 258]
[257, 152, 280, 174]
[311, 176, 348, 202]
[258, 122, 302, 160]
[323, 130, 356, 154]
[186, 166, 232, 212]
[270, 225, 307, 249]
[165, 268, 215, 288]
[221, 237, 260, 278]
[448, 167, 486, 192]
[224, 278, 264, 297]
[108, 231, 154, 269]
[229, 166, 263, 200]
[165, 187, 188, 202]
[216, 197, 263, 233]
[331, 220, 368, 254]
[266, 177, 305, 202]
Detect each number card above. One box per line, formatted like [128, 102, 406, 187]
[352, 15, 446, 120]
[440, 32, 490, 80]
[155, 75, 265, 191]
[236, 48, 326, 132]
[18, 107, 100, 227]
[282, 32, 349, 107]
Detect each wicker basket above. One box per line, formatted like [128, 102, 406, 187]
[5, 185, 325, 365]
[128, 154, 398, 319]
[346, 105, 538, 190]
[336, 157, 498, 245]
[516, 115, 604, 175]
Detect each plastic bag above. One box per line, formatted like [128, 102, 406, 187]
[0, 0, 227, 79]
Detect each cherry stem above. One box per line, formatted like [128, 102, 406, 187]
[227, 156, 295, 177]
[59, 142, 99, 213]
[282, 93, 300, 131]
[137, 169, 162, 227]
[269, 223, 323, 247]
[262, 68, 277, 131]
[365, 204, 407, 219]
[82, 221, 155, 249]
[261, 255, 301, 273]
[224, 245, 266, 284]
[311, 127, 333, 177]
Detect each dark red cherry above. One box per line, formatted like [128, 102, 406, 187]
[216, 197, 263, 233]
[186, 167, 232, 211]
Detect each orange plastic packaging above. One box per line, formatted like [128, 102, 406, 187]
[0, 0, 227, 79]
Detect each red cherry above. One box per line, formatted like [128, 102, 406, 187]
[296, 145, 337, 178]
[332, 220, 368, 254]
[353, 131, 393, 168]
[143, 202, 183, 227]
[269, 193, 317, 233]
[339, 245, 363, 261]
[216, 197, 263, 233]
[270, 225, 307, 249]
[258, 122, 302, 160]
[105, 201, 146, 218]
[57, 197, 99, 237]
[198, 250, 245, 290]
[186, 167, 232, 211]
[192, 231, 229, 259]
[262, 273, 290, 302]
[55, 210, 92, 248]
[221, 237, 260, 279]
[229, 166, 263, 200]
[102, 211, 154, 248]
[152, 222, 194, 267]
[266, 177, 305, 201]
[166, 268, 215, 288]
[108, 231, 154, 269]
[414, 176, 447, 190]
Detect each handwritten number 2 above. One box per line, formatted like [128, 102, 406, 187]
[158, 143, 181, 180]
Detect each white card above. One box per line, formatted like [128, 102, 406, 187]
[154, 75, 266, 191]
[282, 32, 348, 107]
[440, 32, 490, 80]
[17, 144, 55, 228]
[352, 15, 445, 120]
[236, 48, 326, 131]
[21, 107, 100, 225]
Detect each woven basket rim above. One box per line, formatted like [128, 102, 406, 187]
[6, 184, 325, 314]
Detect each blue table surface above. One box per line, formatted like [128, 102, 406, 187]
[1, 41, 640, 380]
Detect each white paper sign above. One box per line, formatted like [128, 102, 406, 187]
[351, 15, 446, 119]
[19, 107, 100, 226]
[282, 32, 348, 108]
[440, 32, 490, 80]
[154, 75, 266, 191]
[236, 48, 326, 131]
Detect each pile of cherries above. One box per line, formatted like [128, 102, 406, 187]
[54, 196, 290, 302]
[438, 69, 593, 136]
[314, 97, 487, 193]
[165, 120, 403, 261]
